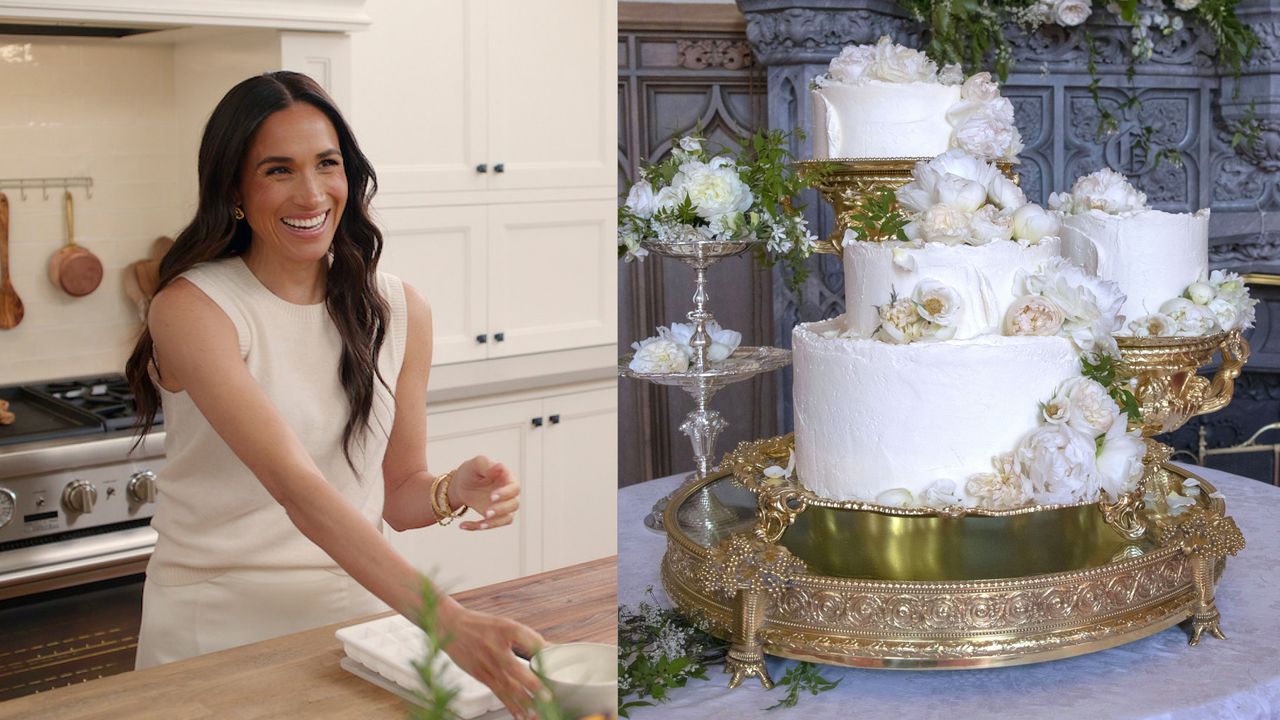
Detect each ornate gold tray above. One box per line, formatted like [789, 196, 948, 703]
[660, 451, 1244, 687]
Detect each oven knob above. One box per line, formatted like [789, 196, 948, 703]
[128, 471, 158, 504]
[62, 480, 98, 515]
[0, 488, 15, 528]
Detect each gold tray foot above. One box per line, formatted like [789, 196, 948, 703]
[1187, 607, 1227, 646]
[725, 646, 773, 689]
[727, 588, 773, 689]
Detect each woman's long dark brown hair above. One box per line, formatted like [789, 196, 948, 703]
[125, 71, 390, 470]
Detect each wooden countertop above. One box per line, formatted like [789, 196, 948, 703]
[0, 557, 616, 719]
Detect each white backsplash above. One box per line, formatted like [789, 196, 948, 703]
[0, 38, 189, 384]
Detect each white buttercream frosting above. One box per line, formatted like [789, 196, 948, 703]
[843, 237, 1064, 340]
[1058, 209, 1209, 322]
[792, 319, 1082, 503]
[812, 82, 960, 160]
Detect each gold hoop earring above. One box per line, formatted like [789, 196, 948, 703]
[234, 207, 245, 220]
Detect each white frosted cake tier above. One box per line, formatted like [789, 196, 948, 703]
[1059, 209, 1209, 322]
[811, 82, 960, 160]
[792, 319, 1082, 504]
[843, 237, 1063, 340]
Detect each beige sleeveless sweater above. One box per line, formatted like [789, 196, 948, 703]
[147, 256, 408, 585]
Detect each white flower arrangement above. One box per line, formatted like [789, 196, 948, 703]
[1124, 270, 1258, 337]
[813, 39, 1023, 161]
[896, 150, 1056, 247]
[873, 281, 963, 344]
[627, 321, 743, 374]
[618, 131, 820, 272]
[1009, 257, 1126, 359]
[964, 376, 1145, 509]
[1048, 167, 1149, 217]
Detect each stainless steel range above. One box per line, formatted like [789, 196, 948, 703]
[0, 374, 165, 700]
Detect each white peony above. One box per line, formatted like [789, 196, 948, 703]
[654, 184, 684, 212]
[926, 149, 1002, 189]
[869, 36, 938, 83]
[960, 72, 1002, 103]
[628, 338, 690, 373]
[913, 280, 963, 326]
[949, 102, 1024, 160]
[1060, 168, 1149, 215]
[938, 63, 964, 85]
[921, 479, 964, 507]
[1005, 294, 1066, 336]
[1016, 258, 1125, 356]
[1047, 190, 1075, 214]
[1014, 424, 1102, 505]
[1159, 297, 1219, 336]
[876, 298, 930, 343]
[1053, 0, 1092, 26]
[970, 205, 1014, 244]
[674, 157, 753, 222]
[1207, 297, 1241, 332]
[1185, 281, 1216, 305]
[937, 175, 989, 213]
[625, 181, 658, 218]
[823, 42, 878, 85]
[919, 204, 974, 245]
[988, 175, 1027, 211]
[662, 320, 742, 362]
[1055, 376, 1118, 436]
[1096, 420, 1146, 499]
[678, 136, 702, 154]
[1127, 313, 1178, 337]
[1011, 203, 1061, 242]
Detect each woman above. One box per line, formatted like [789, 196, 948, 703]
[125, 71, 543, 718]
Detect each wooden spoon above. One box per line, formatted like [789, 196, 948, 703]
[0, 192, 24, 329]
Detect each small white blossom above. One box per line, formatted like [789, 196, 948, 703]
[628, 338, 689, 374]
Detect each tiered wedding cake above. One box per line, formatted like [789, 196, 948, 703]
[792, 41, 1147, 510]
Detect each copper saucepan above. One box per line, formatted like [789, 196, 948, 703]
[48, 191, 102, 297]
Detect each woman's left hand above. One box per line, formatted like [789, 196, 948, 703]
[447, 455, 519, 531]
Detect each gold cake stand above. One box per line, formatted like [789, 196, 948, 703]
[660, 330, 1250, 688]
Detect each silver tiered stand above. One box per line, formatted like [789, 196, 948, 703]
[619, 235, 791, 532]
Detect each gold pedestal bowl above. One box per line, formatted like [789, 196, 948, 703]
[661, 435, 1246, 688]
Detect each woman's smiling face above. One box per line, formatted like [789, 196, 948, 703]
[238, 102, 348, 265]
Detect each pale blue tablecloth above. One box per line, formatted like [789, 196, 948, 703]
[618, 466, 1280, 719]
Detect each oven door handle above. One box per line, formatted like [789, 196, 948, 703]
[0, 526, 155, 600]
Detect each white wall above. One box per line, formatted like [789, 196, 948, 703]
[0, 37, 186, 384]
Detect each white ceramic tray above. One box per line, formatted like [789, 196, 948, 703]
[335, 614, 509, 719]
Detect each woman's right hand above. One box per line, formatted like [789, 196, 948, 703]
[437, 599, 546, 719]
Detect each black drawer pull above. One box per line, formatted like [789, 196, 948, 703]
[494, 332, 505, 342]
[494, 163, 505, 173]
[549, 414, 560, 425]
[531, 417, 544, 427]
[476, 334, 488, 344]
[476, 163, 488, 173]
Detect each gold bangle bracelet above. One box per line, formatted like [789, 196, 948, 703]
[430, 469, 468, 526]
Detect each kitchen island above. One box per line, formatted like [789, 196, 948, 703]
[0, 556, 615, 719]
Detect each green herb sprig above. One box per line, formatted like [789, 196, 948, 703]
[765, 661, 843, 711]
[618, 589, 727, 717]
[1082, 353, 1142, 424]
[846, 186, 909, 243]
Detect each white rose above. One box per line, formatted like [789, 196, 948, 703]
[1004, 294, 1066, 336]
[1011, 203, 1060, 242]
[628, 338, 689, 373]
[1014, 424, 1102, 505]
[988, 175, 1027, 211]
[1047, 191, 1074, 214]
[1174, 0, 1199, 9]
[1185, 281, 1216, 305]
[937, 175, 989, 213]
[676, 159, 754, 221]
[919, 204, 974, 245]
[678, 136, 702, 154]
[1096, 420, 1146, 499]
[938, 63, 964, 86]
[1127, 313, 1178, 337]
[654, 184, 684, 211]
[1041, 396, 1070, 424]
[1067, 168, 1148, 215]
[960, 72, 1002, 102]
[970, 205, 1014, 244]
[913, 279, 963, 326]
[1056, 376, 1119, 436]
[876, 297, 927, 344]
[1053, 0, 1092, 26]
[921, 479, 964, 507]
[869, 36, 938, 83]
[1159, 297, 1218, 336]
[1207, 297, 1241, 332]
[625, 181, 658, 218]
[965, 471, 1028, 510]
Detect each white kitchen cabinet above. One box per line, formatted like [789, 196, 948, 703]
[383, 381, 616, 591]
[377, 199, 616, 365]
[365, 0, 616, 196]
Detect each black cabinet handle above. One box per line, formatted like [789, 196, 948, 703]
[476, 163, 488, 173]
[531, 417, 544, 427]
[494, 332, 505, 342]
[493, 163, 505, 173]
[549, 414, 560, 425]
[476, 334, 488, 344]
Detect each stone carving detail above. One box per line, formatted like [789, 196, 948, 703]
[1211, 232, 1280, 264]
[744, 8, 917, 63]
[677, 40, 755, 70]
